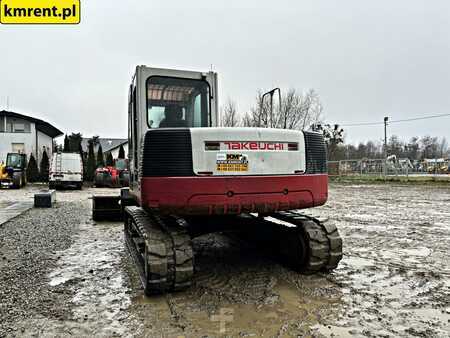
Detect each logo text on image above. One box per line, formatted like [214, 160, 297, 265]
[0, 0, 80, 24]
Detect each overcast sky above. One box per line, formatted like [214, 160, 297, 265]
[1, 0, 449, 144]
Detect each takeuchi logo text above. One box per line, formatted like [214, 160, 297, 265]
[223, 141, 285, 151]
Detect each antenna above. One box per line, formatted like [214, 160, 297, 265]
[6, 96, 9, 110]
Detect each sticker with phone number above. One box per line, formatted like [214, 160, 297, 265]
[216, 153, 248, 172]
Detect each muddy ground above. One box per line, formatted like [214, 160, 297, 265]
[0, 183, 449, 337]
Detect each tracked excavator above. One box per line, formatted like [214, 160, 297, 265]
[93, 66, 343, 295]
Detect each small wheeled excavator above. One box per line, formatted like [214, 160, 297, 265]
[0, 153, 27, 189]
[93, 66, 343, 295]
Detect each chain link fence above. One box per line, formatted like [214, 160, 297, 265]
[328, 158, 450, 177]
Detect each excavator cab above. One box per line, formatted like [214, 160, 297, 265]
[127, 67, 218, 192]
[93, 67, 218, 220]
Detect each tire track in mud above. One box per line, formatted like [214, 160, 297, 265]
[193, 234, 277, 302]
[127, 231, 343, 337]
[313, 183, 450, 337]
[46, 220, 135, 337]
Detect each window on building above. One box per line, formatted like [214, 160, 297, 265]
[6, 120, 13, 132]
[14, 123, 25, 132]
[11, 143, 25, 153]
[0, 116, 4, 132]
[5, 118, 31, 133]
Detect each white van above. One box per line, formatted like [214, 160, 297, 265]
[49, 152, 83, 189]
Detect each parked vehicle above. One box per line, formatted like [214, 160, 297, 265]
[49, 152, 83, 189]
[0, 153, 27, 189]
[94, 159, 129, 188]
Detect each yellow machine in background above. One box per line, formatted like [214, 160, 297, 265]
[0, 153, 27, 188]
[0, 162, 8, 180]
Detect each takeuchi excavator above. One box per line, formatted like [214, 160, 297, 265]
[93, 66, 343, 295]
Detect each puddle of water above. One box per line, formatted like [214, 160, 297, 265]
[131, 276, 342, 337]
[132, 293, 171, 312]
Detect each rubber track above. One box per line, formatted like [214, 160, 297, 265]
[152, 214, 194, 291]
[124, 206, 194, 295]
[273, 211, 343, 272]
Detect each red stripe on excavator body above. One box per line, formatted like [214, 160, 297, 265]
[139, 174, 328, 215]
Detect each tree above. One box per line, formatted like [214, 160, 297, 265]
[63, 135, 70, 152]
[221, 99, 239, 127]
[106, 152, 114, 166]
[26, 153, 39, 183]
[420, 136, 439, 159]
[405, 137, 420, 160]
[78, 141, 85, 174]
[96, 144, 105, 168]
[387, 135, 405, 158]
[439, 137, 448, 158]
[279, 88, 323, 130]
[242, 91, 275, 128]
[39, 150, 50, 182]
[314, 124, 344, 160]
[278, 89, 300, 129]
[118, 144, 125, 159]
[85, 139, 96, 181]
[356, 142, 370, 159]
[242, 111, 256, 128]
[365, 141, 380, 159]
[242, 88, 323, 131]
[68, 132, 83, 152]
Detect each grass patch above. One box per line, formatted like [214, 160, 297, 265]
[329, 174, 450, 185]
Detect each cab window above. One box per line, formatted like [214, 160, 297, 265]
[146, 76, 210, 128]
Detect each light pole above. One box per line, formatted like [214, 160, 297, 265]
[384, 116, 389, 178]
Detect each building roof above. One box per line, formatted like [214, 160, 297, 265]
[0, 110, 63, 138]
[81, 138, 127, 153]
[105, 140, 128, 153]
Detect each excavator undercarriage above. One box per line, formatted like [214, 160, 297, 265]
[123, 206, 342, 295]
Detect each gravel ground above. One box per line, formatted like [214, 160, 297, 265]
[0, 189, 85, 336]
[0, 183, 449, 337]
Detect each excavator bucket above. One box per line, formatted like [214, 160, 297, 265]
[92, 195, 122, 221]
